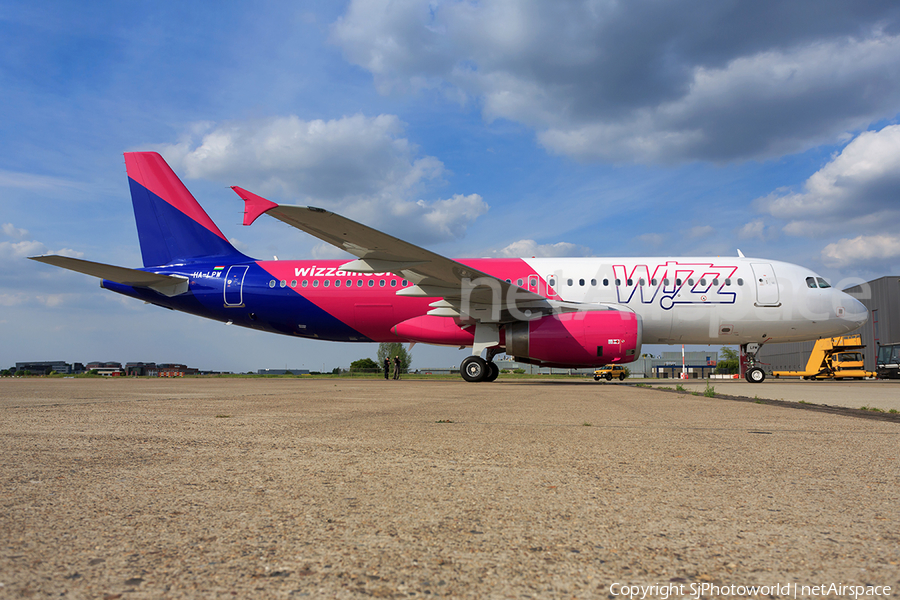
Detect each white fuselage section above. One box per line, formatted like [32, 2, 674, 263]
[517, 257, 867, 345]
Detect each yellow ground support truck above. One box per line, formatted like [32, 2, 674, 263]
[772, 335, 875, 380]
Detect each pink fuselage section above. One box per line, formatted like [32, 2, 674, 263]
[253, 258, 543, 343]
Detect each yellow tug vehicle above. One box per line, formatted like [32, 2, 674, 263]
[772, 335, 876, 380]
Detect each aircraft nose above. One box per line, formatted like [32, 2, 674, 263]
[838, 294, 868, 329]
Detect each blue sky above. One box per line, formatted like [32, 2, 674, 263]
[3, 0, 900, 372]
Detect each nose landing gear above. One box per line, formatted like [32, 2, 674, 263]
[742, 342, 767, 383]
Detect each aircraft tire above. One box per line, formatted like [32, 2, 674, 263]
[485, 362, 500, 382]
[747, 367, 766, 383]
[461, 356, 488, 382]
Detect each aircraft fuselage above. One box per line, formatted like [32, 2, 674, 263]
[102, 256, 867, 347]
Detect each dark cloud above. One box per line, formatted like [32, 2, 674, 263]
[333, 0, 900, 163]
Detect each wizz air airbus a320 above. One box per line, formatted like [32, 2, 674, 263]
[30, 152, 868, 383]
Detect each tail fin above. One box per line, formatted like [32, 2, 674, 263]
[125, 152, 250, 266]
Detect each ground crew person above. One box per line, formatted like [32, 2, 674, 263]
[393, 355, 401, 380]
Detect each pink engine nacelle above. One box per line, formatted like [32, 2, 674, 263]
[505, 310, 642, 367]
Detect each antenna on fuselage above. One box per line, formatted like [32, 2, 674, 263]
[737, 249, 745, 258]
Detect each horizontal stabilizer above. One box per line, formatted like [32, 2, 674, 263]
[28, 255, 189, 297]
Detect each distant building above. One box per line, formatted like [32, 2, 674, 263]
[647, 351, 719, 379]
[85, 361, 124, 376]
[125, 362, 156, 376]
[14, 361, 82, 375]
[152, 363, 199, 377]
[495, 350, 719, 378]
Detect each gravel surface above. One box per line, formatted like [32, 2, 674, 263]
[1, 378, 898, 599]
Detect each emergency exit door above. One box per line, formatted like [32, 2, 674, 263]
[750, 263, 780, 306]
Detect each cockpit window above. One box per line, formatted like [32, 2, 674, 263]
[806, 277, 817, 289]
[816, 277, 831, 289]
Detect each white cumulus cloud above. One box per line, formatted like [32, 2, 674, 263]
[155, 114, 488, 244]
[822, 234, 900, 269]
[491, 239, 593, 258]
[735, 220, 775, 241]
[2, 223, 28, 239]
[756, 125, 900, 237]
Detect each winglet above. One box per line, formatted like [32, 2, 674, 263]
[231, 186, 278, 226]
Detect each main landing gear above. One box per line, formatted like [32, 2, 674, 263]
[460, 348, 500, 383]
[460, 356, 499, 382]
[742, 342, 766, 383]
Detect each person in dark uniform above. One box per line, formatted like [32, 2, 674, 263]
[393, 355, 401, 380]
[384, 357, 390, 380]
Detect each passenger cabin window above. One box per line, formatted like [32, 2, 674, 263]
[737, 278, 744, 286]
[579, 278, 585, 286]
[567, 279, 573, 286]
[816, 277, 831, 288]
[806, 277, 817, 288]
[591, 279, 597, 286]
[517, 278, 523, 286]
[603, 278, 609, 286]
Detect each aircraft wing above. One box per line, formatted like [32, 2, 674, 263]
[233, 186, 560, 322]
[28, 255, 189, 297]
